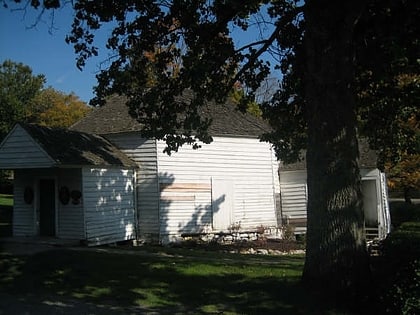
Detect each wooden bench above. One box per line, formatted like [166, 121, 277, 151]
[283, 217, 307, 228]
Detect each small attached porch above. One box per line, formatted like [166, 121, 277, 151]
[361, 169, 391, 241]
[0, 123, 138, 245]
[279, 168, 391, 241]
[12, 168, 84, 240]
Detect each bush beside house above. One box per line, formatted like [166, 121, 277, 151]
[376, 202, 420, 314]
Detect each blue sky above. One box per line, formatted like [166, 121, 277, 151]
[0, 5, 278, 104]
[0, 6, 103, 103]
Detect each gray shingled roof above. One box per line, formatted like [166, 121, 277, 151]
[22, 124, 137, 168]
[71, 94, 270, 137]
[279, 139, 378, 171]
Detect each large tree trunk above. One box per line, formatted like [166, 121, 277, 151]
[302, 0, 371, 299]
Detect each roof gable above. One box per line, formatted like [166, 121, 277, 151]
[71, 93, 270, 137]
[0, 124, 55, 169]
[0, 123, 137, 169]
[71, 95, 141, 135]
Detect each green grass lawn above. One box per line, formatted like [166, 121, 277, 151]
[0, 194, 13, 207]
[0, 248, 357, 314]
[0, 194, 13, 237]
[2, 201, 416, 313]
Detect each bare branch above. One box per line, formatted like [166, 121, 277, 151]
[235, 39, 272, 54]
[6, 0, 74, 34]
[232, 22, 282, 85]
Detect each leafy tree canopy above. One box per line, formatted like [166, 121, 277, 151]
[0, 59, 91, 139]
[5, 0, 416, 161]
[5, 0, 296, 151]
[3, 0, 419, 298]
[0, 59, 45, 140]
[29, 87, 92, 128]
[384, 113, 420, 202]
[355, 0, 420, 168]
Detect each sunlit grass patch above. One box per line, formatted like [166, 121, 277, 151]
[0, 194, 13, 207]
[0, 254, 25, 283]
[0, 248, 339, 314]
[176, 260, 301, 280]
[131, 285, 178, 308]
[73, 285, 112, 299]
[200, 304, 237, 315]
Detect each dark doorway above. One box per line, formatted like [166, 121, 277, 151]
[39, 179, 55, 236]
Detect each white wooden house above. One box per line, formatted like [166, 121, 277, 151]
[71, 95, 281, 243]
[0, 123, 137, 245]
[1, 94, 390, 245]
[279, 142, 391, 240]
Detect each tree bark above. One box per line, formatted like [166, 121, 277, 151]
[302, 0, 371, 299]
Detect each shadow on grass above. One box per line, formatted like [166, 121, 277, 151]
[0, 249, 346, 315]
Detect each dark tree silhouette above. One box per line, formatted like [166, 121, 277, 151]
[3, 0, 419, 299]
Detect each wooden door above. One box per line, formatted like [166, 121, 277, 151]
[39, 179, 55, 236]
[361, 179, 379, 226]
[212, 179, 234, 231]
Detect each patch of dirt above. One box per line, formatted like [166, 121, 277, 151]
[170, 238, 306, 254]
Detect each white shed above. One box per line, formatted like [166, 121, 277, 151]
[278, 142, 391, 240]
[71, 95, 281, 243]
[0, 123, 137, 245]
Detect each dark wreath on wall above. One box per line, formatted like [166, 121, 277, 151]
[24, 186, 34, 204]
[59, 186, 70, 205]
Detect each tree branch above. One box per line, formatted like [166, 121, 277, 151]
[235, 39, 272, 54]
[232, 22, 282, 85]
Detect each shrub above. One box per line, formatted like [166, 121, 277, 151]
[382, 222, 420, 258]
[389, 201, 420, 228]
[281, 224, 296, 241]
[381, 259, 420, 315]
[378, 222, 420, 314]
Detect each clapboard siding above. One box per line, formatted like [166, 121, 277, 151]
[279, 183, 308, 217]
[278, 168, 390, 237]
[105, 133, 159, 239]
[13, 171, 35, 236]
[159, 181, 213, 242]
[13, 168, 59, 236]
[12, 168, 85, 239]
[278, 170, 308, 233]
[157, 137, 279, 239]
[57, 168, 85, 239]
[0, 125, 54, 169]
[82, 167, 135, 245]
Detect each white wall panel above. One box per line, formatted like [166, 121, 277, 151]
[157, 137, 279, 240]
[57, 168, 85, 239]
[82, 167, 135, 245]
[13, 170, 36, 236]
[0, 125, 54, 169]
[105, 133, 159, 240]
